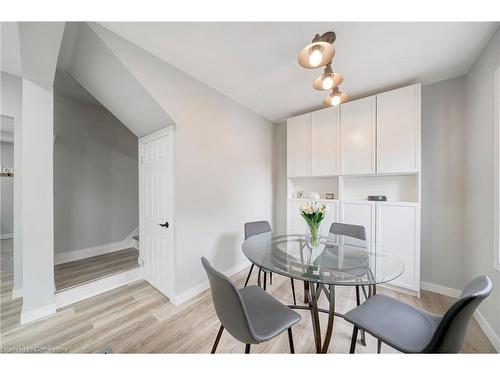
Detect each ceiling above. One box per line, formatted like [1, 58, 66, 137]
[100, 22, 498, 122]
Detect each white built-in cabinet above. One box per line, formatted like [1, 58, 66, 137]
[340, 96, 376, 175]
[377, 84, 421, 174]
[311, 107, 340, 176]
[340, 201, 376, 246]
[286, 83, 422, 296]
[376, 202, 420, 291]
[287, 113, 310, 177]
[287, 107, 340, 177]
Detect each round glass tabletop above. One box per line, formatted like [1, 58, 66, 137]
[242, 233, 404, 286]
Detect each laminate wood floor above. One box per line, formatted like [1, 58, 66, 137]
[54, 248, 139, 291]
[0, 240, 496, 353]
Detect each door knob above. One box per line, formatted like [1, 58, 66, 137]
[159, 221, 169, 228]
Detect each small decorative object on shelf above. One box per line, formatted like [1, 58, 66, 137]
[325, 192, 335, 199]
[367, 195, 387, 201]
[296, 191, 304, 198]
[308, 192, 320, 199]
[299, 201, 328, 249]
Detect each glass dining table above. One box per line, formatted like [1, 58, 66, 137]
[242, 232, 404, 353]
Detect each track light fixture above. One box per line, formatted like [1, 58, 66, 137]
[298, 31, 347, 106]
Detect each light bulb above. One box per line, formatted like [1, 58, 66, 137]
[309, 49, 323, 67]
[331, 94, 341, 106]
[322, 76, 334, 90]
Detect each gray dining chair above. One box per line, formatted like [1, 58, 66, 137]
[244, 221, 297, 305]
[202, 257, 301, 353]
[344, 275, 493, 353]
[329, 222, 367, 306]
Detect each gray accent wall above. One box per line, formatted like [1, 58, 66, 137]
[54, 85, 139, 254]
[464, 28, 500, 340]
[421, 77, 466, 290]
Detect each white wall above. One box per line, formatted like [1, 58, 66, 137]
[273, 122, 288, 235]
[0, 72, 22, 293]
[421, 77, 466, 290]
[464, 28, 500, 342]
[20, 79, 55, 323]
[1, 141, 14, 236]
[54, 86, 139, 255]
[89, 24, 274, 298]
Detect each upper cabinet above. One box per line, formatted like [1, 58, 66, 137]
[340, 96, 376, 175]
[311, 107, 340, 176]
[287, 107, 340, 177]
[287, 113, 310, 177]
[377, 84, 421, 174]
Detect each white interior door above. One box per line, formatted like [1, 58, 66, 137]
[139, 127, 174, 298]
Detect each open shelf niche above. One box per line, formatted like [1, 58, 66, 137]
[287, 176, 339, 200]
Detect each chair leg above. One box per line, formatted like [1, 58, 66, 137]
[287, 327, 295, 354]
[211, 325, 224, 354]
[349, 326, 358, 354]
[244, 264, 254, 287]
[263, 271, 267, 291]
[377, 339, 382, 354]
[290, 278, 297, 305]
[245, 344, 251, 354]
[355, 286, 360, 306]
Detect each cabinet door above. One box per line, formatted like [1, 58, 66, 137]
[377, 84, 421, 173]
[376, 202, 420, 292]
[287, 113, 310, 177]
[311, 107, 340, 176]
[340, 201, 376, 245]
[288, 200, 309, 234]
[340, 96, 376, 175]
[320, 200, 339, 237]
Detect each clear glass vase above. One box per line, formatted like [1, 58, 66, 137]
[306, 222, 320, 249]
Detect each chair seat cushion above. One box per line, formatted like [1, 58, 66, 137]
[343, 294, 441, 353]
[239, 286, 301, 343]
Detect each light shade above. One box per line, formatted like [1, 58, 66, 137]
[313, 70, 344, 91]
[323, 89, 348, 107]
[297, 42, 335, 69]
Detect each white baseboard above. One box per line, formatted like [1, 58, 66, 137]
[54, 240, 129, 265]
[12, 288, 23, 299]
[170, 260, 251, 306]
[54, 226, 139, 265]
[420, 281, 462, 298]
[473, 310, 500, 353]
[0, 233, 13, 240]
[21, 303, 56, 325]
[55, 267, 142, 309]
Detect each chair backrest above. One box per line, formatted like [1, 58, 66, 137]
[201, 257, 256, 343]
[329, 222, 366, 241]
[244, 220, 272, 240]
[424, 275, 493, 353]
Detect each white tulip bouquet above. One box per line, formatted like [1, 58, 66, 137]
[299, 201, 329, 248]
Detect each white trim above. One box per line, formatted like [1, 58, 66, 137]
[0, 233, 13, 239]
[54, 226, 139, 265]
[55, 240, 129, 265]
[494, 67, 500, 273]
[20, 303, 56, 325]
[55, 267, 141, 309]
[11, 288, 23, 299]
[474, 309, 500, 352]
[169, 260, 251, 306]
[420, 281, 462, 298]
